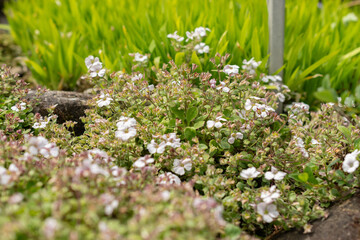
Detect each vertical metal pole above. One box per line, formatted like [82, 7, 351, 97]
[267, 0, 285, 113]
[267, 0, 285, 78]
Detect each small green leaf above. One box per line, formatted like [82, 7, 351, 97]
[190, 51, 202, 71]
[337, 125, 351, 141]
[168, 119, 176, 128]
[186, 106, 198, 124]
[184, 127, 196, 141]
[313, 89, 338, 103]
[199, 144, 208, 150]
[298, 173, 309, 182]
[153, 56, 161, 69]
[149, 39, 156, 53]
[220, 139, 231, 149]
[193, 121, 205, 129]
[175, 52, 185, 66]
[225, 224, 242, 238]
[170, 105, 185, 120]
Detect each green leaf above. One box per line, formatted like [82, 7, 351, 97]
[153, 56, 161, 69]
[175, 52, 185, 66]
[337, 125, 351, 141]
[298, 173, 309, 182]
[190, 51, 202, 71]
[199, 144, 208, 150]
[168, 119, 176, 128]
[184, 127, 196, 141]
[149, 39, 156, 53]
[313, 89, 338, 103]
[220, 139, 231, 150]
[225, 224, 242, 238]
[186, 106, 198, 124]
[170, 105, 185, 120]
[193, 121, 205, 129]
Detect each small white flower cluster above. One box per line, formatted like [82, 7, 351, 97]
[131, 73, 144, 81]
[261, 75, 282, 83]
[294, 136, 309, 158]
[172, 158, 192, 176]
[110, 166, 127, 186]
[167, 27, 210, 54]
[75, 151, 110, 177]
[96, 93, 113, 107]
[157, 172, 181, 185]
[194, 42, 210, 54]
[24, 136, 59, 160]
[133, 155, 154, 169]
[342, 149, 360, 173]
[240, 167, 261, 179]
[33, 116, 52, 129]
[0, 164, 20, 185]
[228, 132, 243, 144]
[167, 31, 184, 42]
[207, 116, 227, 129]
[129, 52, 148, 63]
[255, 186, 281, 223]
[43, 218, 60, 239]
[286, 102, 310, 115]
[245, 98, 275, 118]
[11, 102, 26, 112]
[85, 55, 106, 78]
[115, 116, 137, 141]
[100, 193, 119, 216]
[216, 81, 230, 93]
[186, 26, 211, 41]
[147, 133, 181, 154]
[223, 64, 240, 76]
[264, 166, 287, 181]
[242, 58, 261, 75]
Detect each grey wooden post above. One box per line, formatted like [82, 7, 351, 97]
[267, 0, 285, 78]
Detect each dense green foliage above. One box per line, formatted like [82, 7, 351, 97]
[5, 0, 360, 109]
[1, 52, 360, 238]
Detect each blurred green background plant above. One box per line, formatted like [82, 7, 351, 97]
[4, 0, 360, 110]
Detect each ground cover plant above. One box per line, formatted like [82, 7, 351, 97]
[5, 0, 360, 112]
[1, 46, 360, 239]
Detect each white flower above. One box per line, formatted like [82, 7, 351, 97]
[43, 218, 59, 239]
[261, 75, 282, 83]
[186, 27, 210, 41]
[343, 150, 360, 173]
[194, 27, 211, 37]
[0, 166, 11, 185]
[116, 117, 137, 130]
[294, 136, 305, 148]
[85, 55, 100, 69]
[11, 102, 26, 112]
[167, 31, 184, 42]
[133, 155, 154, 169]
[252, 103, 275, 118]
[264, 166, 287, 181]
[33, 116, 52, 129]
[148, 84, 155, 91]
[162, 133, 181, 148]
[257, 202, 279, 223]
[172, 158, 192, 175]
[207, 116, 227, 129]
[245, 99, 253, 110]
[311, 139, 320, 145]
[228, 132, 243, 144]
[242, 58, 261, 75]
[157, 172, 181, 185]
[96, 93, 113, 107]
[261, 186, 281, 204]
[277, 93, 285, 103]
[216, 81, 230, 93]
[286, 102, 310, 114]
[131, 73, 143, 81]
[90, 68, 106, 78]
[147, 140, 166, 154]
[115, 127, 137, 141]
[130, 53, 148, 63]
[194, 42, 210, 54]
[104, 199, 119, 216]
[240, 167, 261, 179]
[223, 65, 240, 75]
